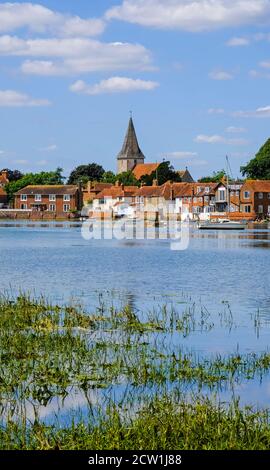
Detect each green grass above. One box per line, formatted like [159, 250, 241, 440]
[0, 294, 270, 450]
[1, 397, 270, 450]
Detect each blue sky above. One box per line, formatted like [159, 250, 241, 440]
[1, 0, 270, 180]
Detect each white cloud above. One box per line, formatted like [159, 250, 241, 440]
[14, 159, 28, 165]
[259, 60, 270, 68]
[209, 70, 234, 80]
[195, 134, 225, 143]
[70, 77, 159, 95]
[39, 144, 57, 152]
[37, 160, 48, 166]
[165, 151, 198, 159]
[0, 3, 105, 36]
[6, 38, 154, 76]
[226, 37, 250, 46]
[106, 0, 270, 32]
[226, 126, 247, 133]
[0, 89, 51, 107]
[233, 105, 270, 118]
[195, 134, 248, 145]
[208, 108, 225, 114]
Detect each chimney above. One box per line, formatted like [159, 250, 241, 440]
[1, 170, 8, 180]
[152, 179, 158, 187]
[121, 183, 125, 190]
[115, 180, 120, 187]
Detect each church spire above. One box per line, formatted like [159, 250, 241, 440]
[117, 116, 145, 173]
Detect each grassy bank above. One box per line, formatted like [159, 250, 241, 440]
[0, 295, 270, 450]
[1, 398, 270, 450]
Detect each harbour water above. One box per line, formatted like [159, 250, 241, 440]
[1, 221, 270, 423]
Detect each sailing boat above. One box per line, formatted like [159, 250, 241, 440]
[198, 156, 247, 230]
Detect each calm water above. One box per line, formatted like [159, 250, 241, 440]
[1, 221, 270, 420]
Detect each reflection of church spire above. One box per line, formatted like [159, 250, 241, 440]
[117, 116, 146, 173]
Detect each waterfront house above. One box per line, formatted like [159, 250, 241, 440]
[240, 180, 270, 218]
[82, 181, 113, 205]
[92, 182, 138, 217]
[0, 170, 9, 188]
[0, 187, 8, 207]
[14, 185, 82, 218]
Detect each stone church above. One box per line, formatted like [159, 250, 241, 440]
[116, 117, 194, 183]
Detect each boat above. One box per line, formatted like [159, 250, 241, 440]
[198, 219, 247, 230]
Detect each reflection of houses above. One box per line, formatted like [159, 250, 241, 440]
[14, 185, 82, 217]
[240, 180, 270, 217]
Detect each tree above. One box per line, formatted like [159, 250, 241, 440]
[1, 168, 24, 182]
[115, 171, 139, 186]
[101, 171, 117, 184]
[140, 161, 182, 186]
[68, 164, 105, 184]
[241, 138, 270, 179]
[5, 168, 65, 202]
[198, 170, 226, 183]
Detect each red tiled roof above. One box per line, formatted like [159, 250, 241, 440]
[242, 180, 270, 192]
[15, 185, 79, 196]
[132, 163, 160, 180]
[96, 186, 138, 199]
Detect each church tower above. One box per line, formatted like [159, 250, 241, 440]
[117, 116, 145, 174]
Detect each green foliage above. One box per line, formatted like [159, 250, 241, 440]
[241, 138, 270, 179]
[140, 161, 182, 186]
[68, 164, 105, 184]
[5, 168, 64, 201]
[101, 171, 117, 184]
[116, 170, 139, 186]
[198, 169, 226, 183]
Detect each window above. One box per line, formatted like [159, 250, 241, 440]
[244, 205, 251, 213]
[204, 196, 209, 202]
[258, 192, 263, 199]
[21, 204, 27, 210]
[258, 205, 264, 214]
[21, 194, 27, 201]
[49, 194, 56, 201]
[35, 194, 41, 202]
[63, 194, 70, 201]
[230, 191, 235, 197]
[205, 187, 210, 194]
[197, 187, 201, 194]
[218, 190, 226, 201]
[49, 204, 56, 212]
[244, 191, 250, 199]
[268, 193, 270, 199]
[268, 205, 270, 214]
[63, 204, 70, 212]
[193, 197, 197, 203]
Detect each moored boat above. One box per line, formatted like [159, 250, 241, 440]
[198, 219, 247, 230]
